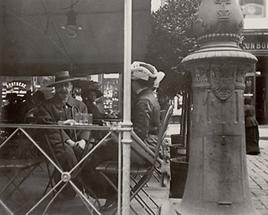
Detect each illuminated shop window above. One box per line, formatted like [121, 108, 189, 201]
[240, 0, 265, 17]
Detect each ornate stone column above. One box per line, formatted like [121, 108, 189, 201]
[178, 0, 258, 214]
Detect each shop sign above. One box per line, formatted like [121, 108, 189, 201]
[5, 81, 27, 89]
[244, 42, 268, 50]
[3, 81, 27, 95]
[243, 35, 268, 51]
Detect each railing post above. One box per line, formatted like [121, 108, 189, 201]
[121, 124, 132, 215]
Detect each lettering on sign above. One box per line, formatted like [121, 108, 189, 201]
[5, 81, 27, 89]
[244, 42, 268, 50]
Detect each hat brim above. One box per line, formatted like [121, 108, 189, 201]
[47, 78, 81, 87]
[75, 79, 103, 98]
[73, 79, 92, 88]
[81, 87, 103, 98]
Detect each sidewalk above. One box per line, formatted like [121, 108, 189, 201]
[259, 125, 268, 140]
[163, 124, 268, 215]
[247, 138, 268, 215]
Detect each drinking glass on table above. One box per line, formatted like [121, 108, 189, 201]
[88, 113, 93, 125]
[57, 110, 65, 125]
[81, 113, 93, 125]
[74, 112, 83, 124]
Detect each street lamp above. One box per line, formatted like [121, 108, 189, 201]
[61, 7, 82, 38]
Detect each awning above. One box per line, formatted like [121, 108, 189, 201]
[0, 0, 152, 76]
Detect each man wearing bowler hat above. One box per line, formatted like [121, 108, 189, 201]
[37, 71, 90, 199]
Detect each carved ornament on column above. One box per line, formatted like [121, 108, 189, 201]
[190, 61, 255, 101]
[215, 0, 231, 21]
[191, 63, 210, 88]
[210, 63, 235, 101]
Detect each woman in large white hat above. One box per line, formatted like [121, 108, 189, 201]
[81, 62, 165, 208]
[130, 61, 165, 154]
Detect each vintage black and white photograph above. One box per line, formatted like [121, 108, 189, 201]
[0, 0, 268, 214]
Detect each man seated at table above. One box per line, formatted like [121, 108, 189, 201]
[37, 71, 90, 199]
[83, 62, 165, 208]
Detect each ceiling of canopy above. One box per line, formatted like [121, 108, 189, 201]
[0, 0, 152, 76]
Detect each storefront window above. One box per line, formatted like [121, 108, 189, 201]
[240, 0, 266, 17]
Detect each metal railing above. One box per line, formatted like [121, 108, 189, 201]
[0, 123, 129, 215]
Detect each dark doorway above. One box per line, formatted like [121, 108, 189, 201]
[255, 75, 266, 124]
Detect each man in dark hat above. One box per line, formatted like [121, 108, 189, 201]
[37, 71, 90, 199]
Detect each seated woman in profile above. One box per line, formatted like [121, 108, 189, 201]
[82, 62, 165, 207]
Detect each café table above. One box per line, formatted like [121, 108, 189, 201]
[0, 122, 128, 215]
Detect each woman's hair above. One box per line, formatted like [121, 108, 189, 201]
[135, 77, 156, 88]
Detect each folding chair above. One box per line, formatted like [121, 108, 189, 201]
[0, 159, 42, 200]
[38, 130, 112, 215]
[0, 130, 43, 202]
[96, 104, 174, 214]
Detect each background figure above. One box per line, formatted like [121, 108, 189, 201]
[78, 80, 111, 146]
[23, 91, 46, 123]
[1, 93, 24, 147]
[2, 93, 23, 123]
[244, 97, 260, 155]
[82, 87, 104, 124]
[72, 87, 82, 101]
[78, 80, 106, 125]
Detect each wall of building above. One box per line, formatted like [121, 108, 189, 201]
[241, 0, 268, 29]
[240, 0, 268, 124]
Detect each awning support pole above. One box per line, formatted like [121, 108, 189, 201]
[121, 0, 132, 215]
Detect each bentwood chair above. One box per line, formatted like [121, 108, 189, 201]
[95, 104, 174, 214]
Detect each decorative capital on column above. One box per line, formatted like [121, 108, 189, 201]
[181, 0, 257, 65]
[193, 0, 243, 43]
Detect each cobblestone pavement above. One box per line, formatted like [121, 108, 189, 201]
[163, 124, 268, 215]
[248, 138, 268, 215]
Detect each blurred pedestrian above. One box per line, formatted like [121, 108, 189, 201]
[244, 97, 260, 155]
